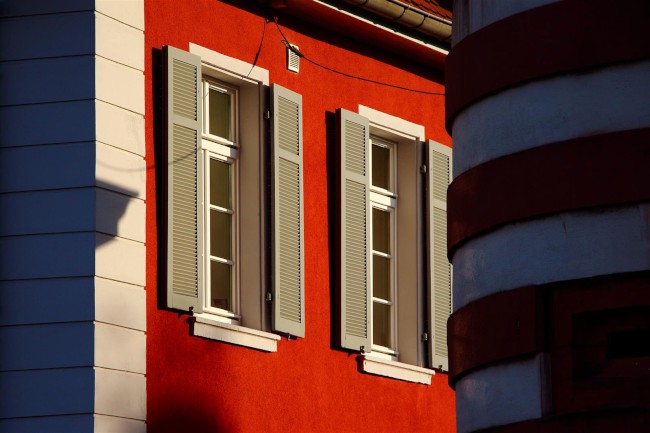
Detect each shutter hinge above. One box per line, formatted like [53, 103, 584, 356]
[421, 332, 429, 342]
[266, 292, 272, 302]
[420, 164, 427, 174]
[264, 110, 271, 120]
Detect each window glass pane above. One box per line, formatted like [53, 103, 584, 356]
[373, 255, 391, 301]
[210, 159, 231, 209]
[208, 87, 232, 141]
[372, 208, 390, 254]
[373, 302, 391, 348]
[372, 143, 390, 190]
[210, 209, 231, 260]
[210, 260, 232, 311]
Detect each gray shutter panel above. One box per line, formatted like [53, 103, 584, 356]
[164, 46, 203, 313]
[271, 84, 305, 337]
[427, 140, 452, 371]
[339, 109, 371, 352]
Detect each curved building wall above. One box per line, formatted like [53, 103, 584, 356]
[446, 1, 650, 432]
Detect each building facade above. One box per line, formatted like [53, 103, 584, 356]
[0, 0, 455, 431]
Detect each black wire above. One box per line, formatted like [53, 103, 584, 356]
[247, 18, 268, 78]
[273, 17, 444, 96]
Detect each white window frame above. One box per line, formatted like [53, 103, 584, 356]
[202, 149, 240, 322]
[357, 105, 435, 383]
[201, 78, 240, 322]
[188, 44, 280, 352]
[202, 79, 239, 147]
[369, 136, 398, 360]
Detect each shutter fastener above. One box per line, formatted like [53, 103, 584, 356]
[266, 292, 272, 302]
[420, 164, 427, 174]
[264, 110, 271, 120]
[421, 332, 429, 342]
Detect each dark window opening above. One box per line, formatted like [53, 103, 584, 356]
[607, 329, 650, 359]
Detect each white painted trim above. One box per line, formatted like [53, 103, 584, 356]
[359, 105, 425, 141]
[95, 11, 144, 71]
[96, 100, 145, 157]
[92, 3, 146, 428]
[95, 141, 146, 200]
[190, 43, 269, 85]
[94, 322, 146, 374]
[359, 355, 434, 384]
[452, 204, 650, 310]
[455, 354, 544, 433]
[452, 60, 650, 177]
[96, 0, 144, 31]
[94, 414, 146, 433]
[95, 188, 146, 243]
[94, 368, 146, 420]
[95, 277, 146, 332]
[95, 55, 144, 115]
[95, 234, 146, 287]
[192, 314, 280, 352]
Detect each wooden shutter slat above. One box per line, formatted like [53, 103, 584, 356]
[164, 46, 203, 313]
[339, 109, 371, 351]
[272, 84, 305, 337]
[428, 140, 452, 371]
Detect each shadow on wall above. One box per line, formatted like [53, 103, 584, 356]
[148, 400, 236, 433]
[325, 110, 340, 351]
[95, 179, 140, 249]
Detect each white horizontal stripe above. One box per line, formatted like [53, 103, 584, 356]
[453, 204, 650, 311]
[452, 60, 650, 177]
[455, 354, 544, 433]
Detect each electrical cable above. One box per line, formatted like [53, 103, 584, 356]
[273, 17, 444, 96]
[247, 17, 269, 78]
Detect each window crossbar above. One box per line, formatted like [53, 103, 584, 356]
[209, 204, 234, 214]
[372, 297, 393, 306]
[372, 250, 392, 259]
[210, 256, 234, 266]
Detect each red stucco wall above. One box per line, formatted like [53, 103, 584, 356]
[145, 1, 454, 431]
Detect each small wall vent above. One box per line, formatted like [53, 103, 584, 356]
[287, 44, 300, 73]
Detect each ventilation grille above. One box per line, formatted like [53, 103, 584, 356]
[171, 124, 198, 297]
[287, 44, 300, 73]
[345, 121, 366, 175]
[345, 180, 368, 338]
[278, 158, 302, 323]
[172, 59, 197, 120]
[432, 207, 450, 358]
[278, 97, 300, 155]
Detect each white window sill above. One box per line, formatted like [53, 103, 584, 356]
[358, 355, 435, 384]
[191, 314, 280, 352]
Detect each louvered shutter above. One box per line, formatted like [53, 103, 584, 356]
[164, 46, 203, 313]
[427, 140, 452, 371]
[339, 109, 371, 351]
[271, 84, 305, 337]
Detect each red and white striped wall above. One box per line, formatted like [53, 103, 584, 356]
[446, 0, 650, 432]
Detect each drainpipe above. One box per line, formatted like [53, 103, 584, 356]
[341, 0, 452, 42]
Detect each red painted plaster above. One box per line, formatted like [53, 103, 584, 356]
[145, 1, 453, 432]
